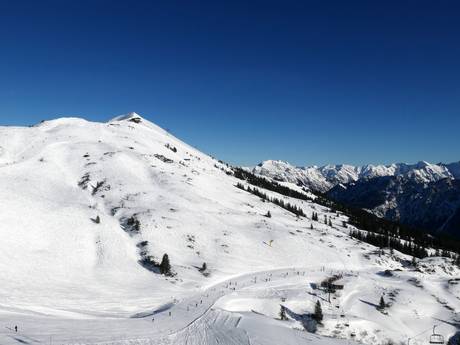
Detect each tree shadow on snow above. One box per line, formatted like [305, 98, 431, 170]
[283, 305, 317, 333]
[359, 299, 379, 308]
[8, 336, 30, 344]
[130, 302, 175, 318]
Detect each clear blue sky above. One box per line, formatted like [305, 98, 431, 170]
[0, 1, 459, 166]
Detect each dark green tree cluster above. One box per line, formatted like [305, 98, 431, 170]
[349, 229, 428, 258]
[312, 212, 319, 221]
[125, 216, 141, 233]
[236, 183, 306, 217]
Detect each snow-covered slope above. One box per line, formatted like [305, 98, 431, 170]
[0, 114, 459, 345]
[253, 160, 457, 193]
[328, 176, 460, 236]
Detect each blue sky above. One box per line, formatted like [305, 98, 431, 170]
[0, 1, 459, 166]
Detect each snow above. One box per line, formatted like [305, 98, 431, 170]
[0, 114, 458, 345]
[253, 159, 458, 193]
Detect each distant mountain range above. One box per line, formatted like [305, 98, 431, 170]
[252, 160, 460, 236]
[252, 160, 460, 192]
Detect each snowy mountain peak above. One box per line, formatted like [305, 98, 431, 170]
[415, 160, 430, 168]
[257, 159, 293, 168]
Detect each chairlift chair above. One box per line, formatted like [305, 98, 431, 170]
[429, 326, 444, 344]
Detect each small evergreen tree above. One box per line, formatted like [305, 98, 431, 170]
[378, 296, 386, 310]
[159, 253, 171, 275]
[313, 300, 323, 322]
[265, 210, 272, 218]
[200, 262, 207, 271]
[310, 223, 314, 230]
[279, 305, 287, 320]
[411, 256, 417, 267]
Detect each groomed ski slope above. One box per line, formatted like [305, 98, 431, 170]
[0, 113, 458, 345]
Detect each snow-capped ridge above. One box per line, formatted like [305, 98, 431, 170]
[34, 116, 92, 128]
[252, 159, 459, 193]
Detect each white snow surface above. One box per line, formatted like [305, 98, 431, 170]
[0, 114, 459, 345]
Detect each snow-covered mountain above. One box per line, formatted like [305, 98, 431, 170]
[0, 114, 459, 345]
[252, 160, 458, 193]
[253, 160, 460, 236]
[328, 176, 460, 236]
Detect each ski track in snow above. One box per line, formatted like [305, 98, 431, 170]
[2, 267, 356, 345]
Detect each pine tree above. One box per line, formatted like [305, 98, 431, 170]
[159, 253, 171, 275]
[313, 300, 323, 322]
[328, 218, 332, 227]
[310, 224, 314, 230]
[312, 212, 318, 221]
[279, 305, 287, 320]
[265, 210, 272, 218]
[378, 296, 386, 310]
[200, 262, 207, 271]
